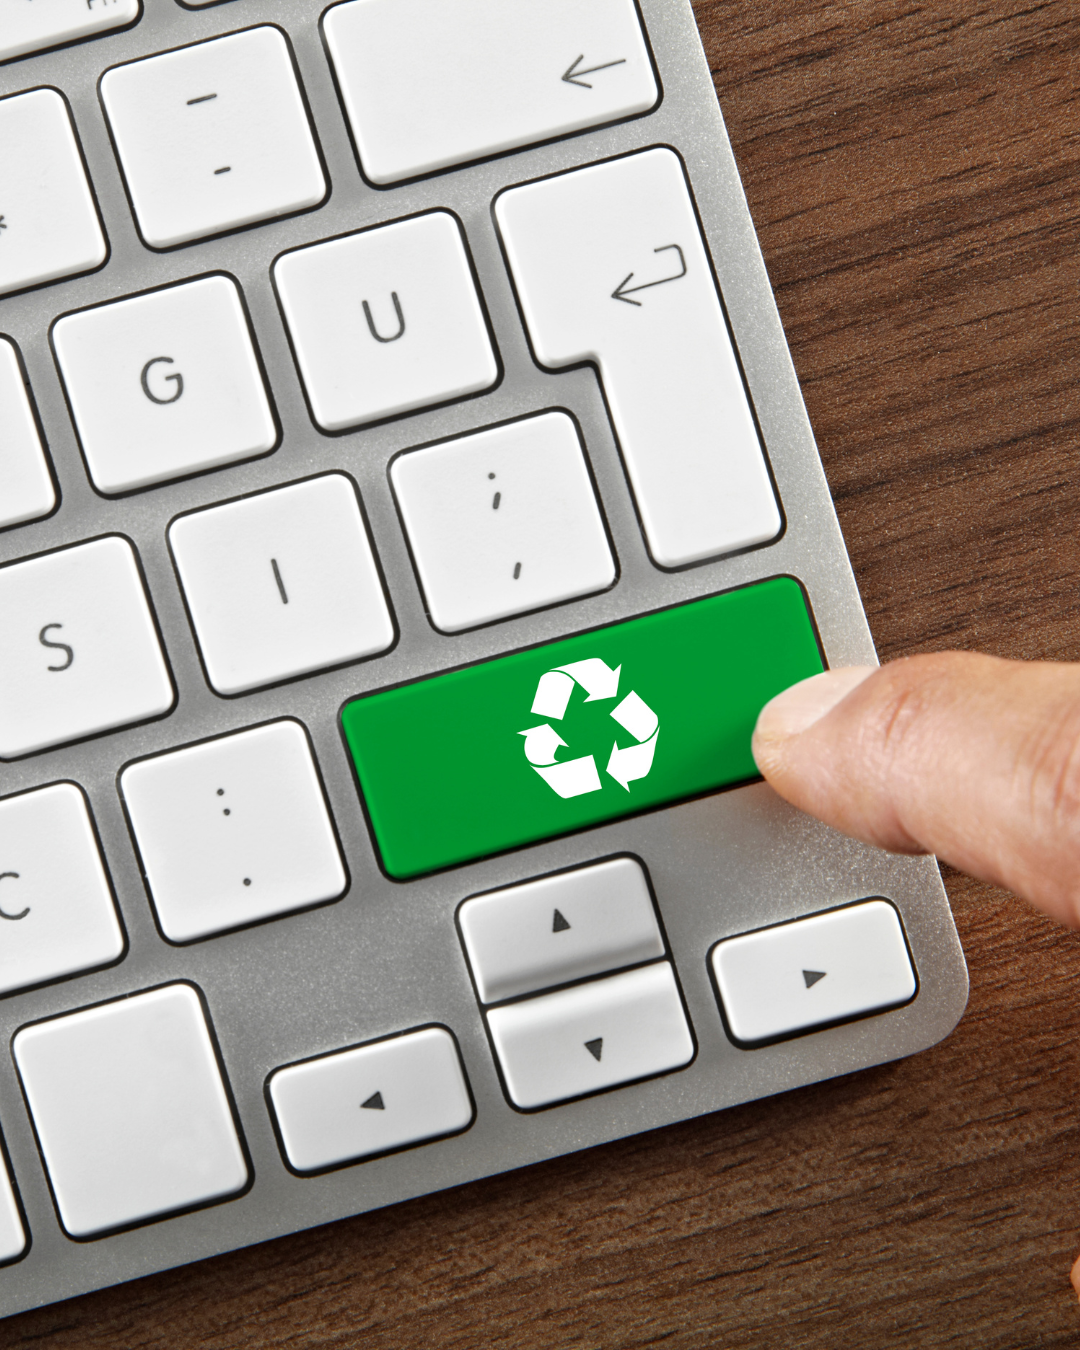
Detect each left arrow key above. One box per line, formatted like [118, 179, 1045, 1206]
[268, 1027, 473, 1173]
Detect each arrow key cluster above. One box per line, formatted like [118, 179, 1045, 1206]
[459, 856, 693, 1109]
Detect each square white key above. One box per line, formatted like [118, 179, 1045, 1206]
[0, 536, 174, 759]
[323, 0, 657, 184]
[0, 338, 56, 530]
[0, 783, 124, 996]
[121, 719, 346, 943]
[169, 474, 394, 696]
[274, 211, 498, 432]
[0, 89, 107, 298]
[0, 0, 140, 63]
[53, 275, 277, 494]
[14, 983, 248, 1238]
[100, 27, 326, 250]
[268, 1026, 473, 1173]
[392, 412, 614, 633]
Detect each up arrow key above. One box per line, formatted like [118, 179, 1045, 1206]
[802, 970, 826, 989]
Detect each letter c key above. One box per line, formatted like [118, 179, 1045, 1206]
[0, 873, 28, 922]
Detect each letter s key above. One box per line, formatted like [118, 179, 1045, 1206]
[39, 623, 74, 672]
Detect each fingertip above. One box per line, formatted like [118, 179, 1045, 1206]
[1071, 1250, 1080, 1302]
[753, 667, 876, 762]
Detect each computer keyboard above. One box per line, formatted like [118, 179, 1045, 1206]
[0, 0, 968, 1316]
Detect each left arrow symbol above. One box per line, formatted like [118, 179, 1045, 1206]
[562, 54, 627, 88]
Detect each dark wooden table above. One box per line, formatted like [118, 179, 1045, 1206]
[10, 2, 1080, 1345]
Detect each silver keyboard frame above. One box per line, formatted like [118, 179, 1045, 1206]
[0, 0, 968, 1316]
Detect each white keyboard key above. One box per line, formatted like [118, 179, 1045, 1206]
[268, 1027, 473, 1173]
[53, 275, 277, 495]
[121, 720, 346, 944]
[0, 0, 139, 63]
[323, 0, 657, 185]
[101, 27, 326, 249]
[0, 90, 107, 298]
[487, 961, 692, 1109]
[460, 857, 663, 1005]
[711, 899, 917, 1046]
[0, 338, 55, 530]
[169, 475, 394, 696]
[496, 148, 781, 568]
[392, 412, 614, 633]
[14, 984, 248, 1238]
[0, 536, 174, 760]
[274, 212, 498, 432]
[0, 783, 124, 996]
[0, 1159, 25, 1266]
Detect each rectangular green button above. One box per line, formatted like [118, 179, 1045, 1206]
[342, 577, 824, 879]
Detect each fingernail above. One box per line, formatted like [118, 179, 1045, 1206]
[755, 667, 876, 739]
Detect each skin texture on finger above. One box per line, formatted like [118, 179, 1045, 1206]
[752, 651, 1080, 930]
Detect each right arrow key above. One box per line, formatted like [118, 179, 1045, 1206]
[710, 900, 917, 1048]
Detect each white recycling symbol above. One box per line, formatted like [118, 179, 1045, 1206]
[518, 658, 658, 800]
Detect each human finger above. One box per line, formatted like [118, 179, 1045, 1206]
[751, 651, 1080, 929]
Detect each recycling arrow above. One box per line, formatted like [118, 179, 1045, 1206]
[519, 657, 658, 798]
[519, 724, 566, 766]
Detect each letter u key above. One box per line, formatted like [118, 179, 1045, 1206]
[362, 292, 405, 343]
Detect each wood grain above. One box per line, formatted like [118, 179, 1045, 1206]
[9, 1, 1080, 1344]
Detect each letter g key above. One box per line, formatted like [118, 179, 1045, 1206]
[140, 356, 184, 405]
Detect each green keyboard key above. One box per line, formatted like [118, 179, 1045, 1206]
[341, 576, 824, 879]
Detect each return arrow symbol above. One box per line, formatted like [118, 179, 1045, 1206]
[612, 245, 687, 305]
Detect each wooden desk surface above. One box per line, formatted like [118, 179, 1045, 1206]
[10, 1, 1080, 1344]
